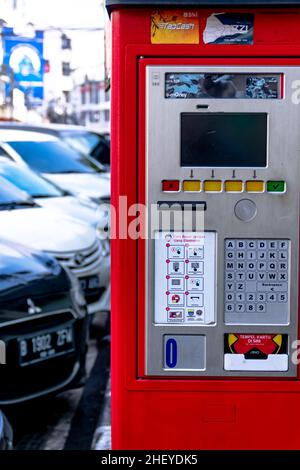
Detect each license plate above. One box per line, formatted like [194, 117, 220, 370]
[18, 325, 75, 367]
[80, 275, 100, 292]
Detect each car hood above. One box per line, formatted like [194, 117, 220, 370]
[0, 238, 70, 320]
[43, 173, 111, 200]
[0, 238, 61, 281]
[0, 207, 96, 254]
[34, 196, 102, 228]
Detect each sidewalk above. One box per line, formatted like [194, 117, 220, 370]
[92, 375, 111, 450]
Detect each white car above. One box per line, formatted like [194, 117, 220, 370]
[0, 122, 111, 170]
[0, 158, 109, 234]
[0, 177, 110, 315]
[0, 130, 110, 204]
[0, 158, 111, 312]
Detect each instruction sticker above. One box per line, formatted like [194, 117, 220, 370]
[203, 13, 254, 45]
[154, 231, 216, 325]
[225, 333, 287, 359]
[151, 10, 199, 44]
[224, 333, 288, 371]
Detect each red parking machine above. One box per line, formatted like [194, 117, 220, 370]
[107, 0, 300, 449]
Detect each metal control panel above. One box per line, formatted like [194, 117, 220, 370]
[144, 65, 300, 377]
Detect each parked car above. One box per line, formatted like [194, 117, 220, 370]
[0, 177, 109, 315]
[0, 159, 111, 315]
[0, 410, 13, 449]
[0, 123, 110, 170]
[61, 127, 110, 170]
[0, 158, 110, 235]
[0, 129, 110, 204]
[0, 238, 88, 404]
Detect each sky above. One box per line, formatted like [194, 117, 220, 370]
[18, 0, 105, 29]
[2, 0, 106, 79]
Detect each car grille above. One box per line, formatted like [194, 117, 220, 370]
[52, 240, 102, 275]
[49, 241, 104, 306]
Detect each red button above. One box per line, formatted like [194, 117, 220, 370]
[162, 180, 180, 192]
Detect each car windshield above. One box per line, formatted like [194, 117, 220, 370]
[0, 177, 34, 207]
[0, 163, 63, 198]
[62, 132, 110, 166]
[8, 139, 103, 174]
[62, 132, 101, 155]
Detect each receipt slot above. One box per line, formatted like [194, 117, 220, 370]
[107, 0, 300, 450]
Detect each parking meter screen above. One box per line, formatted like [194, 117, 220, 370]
[181, 113, 268, 167]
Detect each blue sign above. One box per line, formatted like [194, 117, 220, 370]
[3, 27, 44, 107]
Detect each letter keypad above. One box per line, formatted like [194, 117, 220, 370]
[225, 239, 290, 325]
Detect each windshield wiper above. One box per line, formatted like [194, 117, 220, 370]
[0, 201, 37, 210]
[59, 169, 86, 174]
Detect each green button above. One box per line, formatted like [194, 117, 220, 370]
[267, 181, 286, 193]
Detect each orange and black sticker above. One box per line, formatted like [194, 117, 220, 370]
[224, 334, 288, 360]
[151, 10, 199, 44]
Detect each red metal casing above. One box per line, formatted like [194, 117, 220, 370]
[110, 4, 300, 450]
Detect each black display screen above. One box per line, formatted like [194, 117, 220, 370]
[181, 113, 268, 168]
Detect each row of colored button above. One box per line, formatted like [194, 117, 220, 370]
[162, 180, 286, 194]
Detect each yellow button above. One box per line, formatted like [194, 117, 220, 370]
[225, 180, 243, 193]
[183, 180, 201, 192]
[204, 180, 222, 193]
[246, 181, 265, 193]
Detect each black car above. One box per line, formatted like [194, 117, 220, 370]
[0, 239, 88, 404]
[0, 410, 13, 449]
[0, 123, 110, 170]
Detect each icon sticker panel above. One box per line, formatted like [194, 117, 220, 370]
[155, 232, 216, 325]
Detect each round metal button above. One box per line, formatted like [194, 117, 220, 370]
[234, 199, 257, 222]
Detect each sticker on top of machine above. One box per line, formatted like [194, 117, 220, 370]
[203, 12, 254, 45]
[151, 10, 199, 44]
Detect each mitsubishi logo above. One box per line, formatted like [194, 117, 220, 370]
[27, 298, 42, 315]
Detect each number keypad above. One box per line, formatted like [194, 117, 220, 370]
[225, 239, 290, 325]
